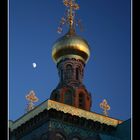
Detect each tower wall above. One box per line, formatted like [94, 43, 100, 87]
[50, 58, 92, 111]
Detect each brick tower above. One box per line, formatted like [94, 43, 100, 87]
[50, 1, 92, 111]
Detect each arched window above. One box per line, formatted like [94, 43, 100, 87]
[64, 90, 72, 105]
[55, 133, 66, 140]
[76, 68, 79, 80]
[79, 92, 85, 109]
[66, 64, 73, 79]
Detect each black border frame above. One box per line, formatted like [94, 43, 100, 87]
[1, 0, 138, 139]
[0, 0, 8, 139]
[133, 0, 140, 139]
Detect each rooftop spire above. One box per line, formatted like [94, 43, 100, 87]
[58, 0, 82, 34]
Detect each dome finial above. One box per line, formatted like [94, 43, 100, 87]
[57, 0, 82, 34]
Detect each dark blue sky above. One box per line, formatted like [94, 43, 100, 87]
[9, 0, 131, 121]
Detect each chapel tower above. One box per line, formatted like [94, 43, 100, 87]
[9, 1, 129, 140]
[50, 0, 92, 111]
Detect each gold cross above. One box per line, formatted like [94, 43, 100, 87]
[100, 99, 110, 116]
[64, 0, 79, 26]
[57, 0, 80, 34]
[25, 90, 39, 112]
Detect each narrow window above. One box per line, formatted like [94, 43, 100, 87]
[64, 90, 72, 105]
[76, 68, 79, 80]
[66, 64, 73, 79]
[79, 93, 85, 109]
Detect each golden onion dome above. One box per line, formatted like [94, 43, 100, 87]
[52, 31, 90, 64]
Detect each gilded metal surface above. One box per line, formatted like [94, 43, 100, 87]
[26, 90, 38, 102]
[57, 0, 81, 34]
[52, 35, 90, 63]
[25, 90, 39, 112]
[10, 100, 122, 131]
[47, 100, 122, 126]
[100, 99, 110, 116]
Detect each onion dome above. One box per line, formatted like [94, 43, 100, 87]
[52, 30, 90, 64]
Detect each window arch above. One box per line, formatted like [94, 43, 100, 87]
[64, 90, 72, 105]
[79, 92, 85, 109]
[55, 132, 66, 140]
[66, 64, 73, 79]
[76, 68, 79, 80]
